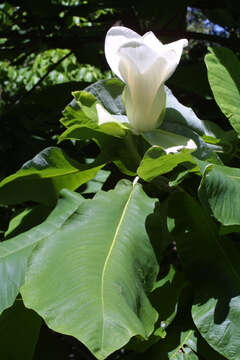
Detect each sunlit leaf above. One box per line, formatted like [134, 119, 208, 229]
[205, 47, 240, 136]
[1, 180, 159, 359]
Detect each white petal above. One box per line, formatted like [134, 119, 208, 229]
[125, 84, 166, 133]
[118, 40, 164, 76]
[158, 39, 188, 81]
[142, 31, 163, 53]
[118, 42, 167, 133]
[104, 26, 140, 81]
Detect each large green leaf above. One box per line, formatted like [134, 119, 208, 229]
[0, 147, 102, 206]
[205, 47, 240, 136]
[0, 190, 81, 314]
[0, 300, 41, 359]
[18, 180, 158, 359]
[198, 160, 240, 225]
[169, 191, 240, 360]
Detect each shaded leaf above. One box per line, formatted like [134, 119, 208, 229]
[0, 147, 102, 206]
[169, 191, 240, 360]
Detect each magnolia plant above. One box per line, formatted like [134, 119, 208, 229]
[104, 26, 188, 133]
[0, 24, 239, 360]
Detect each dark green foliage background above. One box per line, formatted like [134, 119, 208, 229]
[1, 0, 240, 359]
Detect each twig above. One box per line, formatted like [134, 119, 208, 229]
[14, 49, 72, 105]
[155, 29, 236, 48]
[26, 50, 73, 97]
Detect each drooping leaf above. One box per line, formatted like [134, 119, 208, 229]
[169, 191, 240, 360]
[0, 147, 102, 206]
[205, 47, 240, 136]
[197, 160, 240, 225]
[0, 190, 82, 314]
[19, 180, 159, 360]
[0, 300, 42, 360]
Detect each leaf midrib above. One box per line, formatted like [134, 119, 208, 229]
[100, 182, 136, 349]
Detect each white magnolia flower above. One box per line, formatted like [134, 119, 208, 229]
[104, 26, 188, 134]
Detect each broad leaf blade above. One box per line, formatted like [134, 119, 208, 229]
[21, 181, 159, 359]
